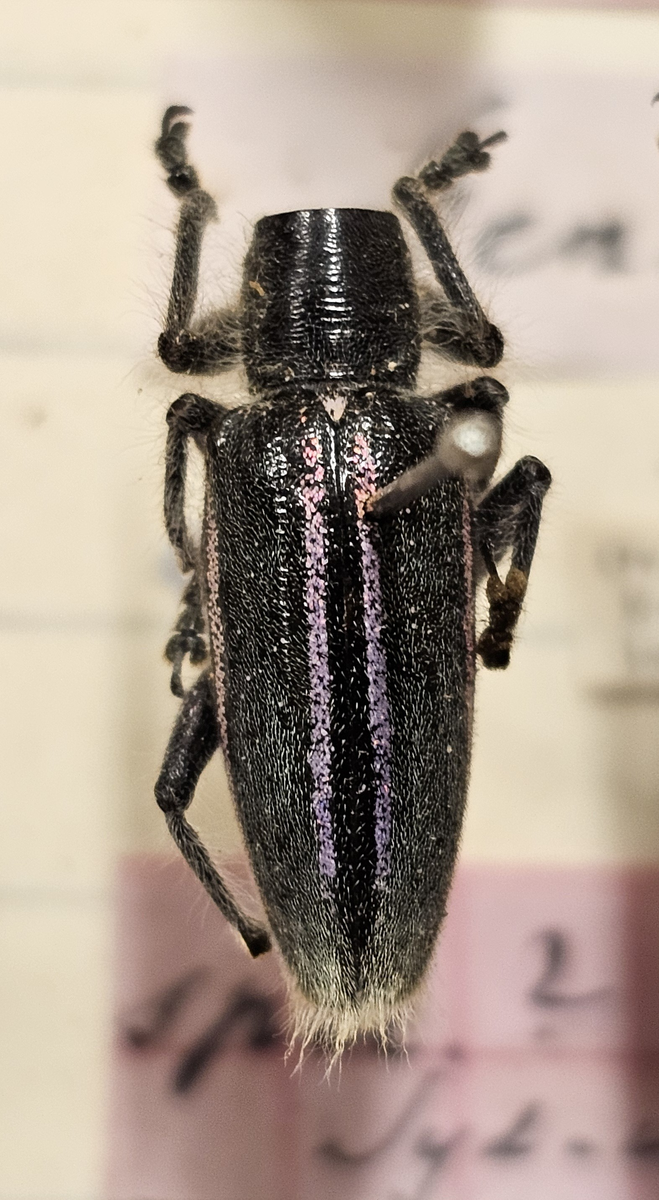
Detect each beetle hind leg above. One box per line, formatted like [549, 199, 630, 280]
[155, 673, 271, 958]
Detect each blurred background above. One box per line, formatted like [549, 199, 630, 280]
[3, 1, 659, 1197]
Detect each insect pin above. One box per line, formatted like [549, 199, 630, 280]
[153, 107, 551, 1054]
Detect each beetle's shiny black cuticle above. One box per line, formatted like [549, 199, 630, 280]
[241, 209, 421, 392]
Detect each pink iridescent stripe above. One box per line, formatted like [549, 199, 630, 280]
[461, 490, 476, 699]
[205, 509, 230, 760]
[350, 432, 393, 884]
[301, 435, 336, 879]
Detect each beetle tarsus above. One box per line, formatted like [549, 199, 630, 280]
[165, 573, 208, 698]
[477, 566, 528, 670]
[418, 129, 507, 192]
[155, 105, 200, 196]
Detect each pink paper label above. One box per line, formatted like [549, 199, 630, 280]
[108, 859, 659, 1200]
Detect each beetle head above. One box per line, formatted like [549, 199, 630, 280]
[241, 208, 421, 392]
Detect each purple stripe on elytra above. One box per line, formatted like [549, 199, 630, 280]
[350, 432, 393, 884]
[301, 434, 336, 879]
[205, 508, 230, 761]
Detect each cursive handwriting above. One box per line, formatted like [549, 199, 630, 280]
[318, 1072, 442, 1166]
[121, 969, 282, 1092]
[475, 213, 629, 276]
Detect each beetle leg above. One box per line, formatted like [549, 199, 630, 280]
[165, 392, 224, 570]
[164, 392, 228, 697]
[165, 574, 208, 700]
[474, 456, 552, 669]
[417, 129, 508, 193]
[156, 107, 240, 374]
[155, 672, 271, 958]
[368, 377, 508, 518]
[393, 130, 506, 368]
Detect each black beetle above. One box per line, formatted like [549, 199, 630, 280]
[153, 107, 551, 1051]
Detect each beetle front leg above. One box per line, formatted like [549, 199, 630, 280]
[156, 107, 240, 374]
[474, 456, 552, 669]
[155, 673, 271, 958]
[393, 131, 506, 368]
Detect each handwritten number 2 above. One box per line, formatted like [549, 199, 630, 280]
[528, 929, 610, 1009]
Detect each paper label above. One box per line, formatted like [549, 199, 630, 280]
[108, 859, 659, 1200]
[161, 61, 659, 376]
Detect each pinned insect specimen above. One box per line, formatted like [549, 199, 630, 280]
[153, 108, 551, 1051]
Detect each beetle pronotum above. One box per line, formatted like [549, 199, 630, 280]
[153, 107, 551, 1052]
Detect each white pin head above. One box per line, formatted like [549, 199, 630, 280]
[435, 410, 502, 490]
[368, 408, 503, 517]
